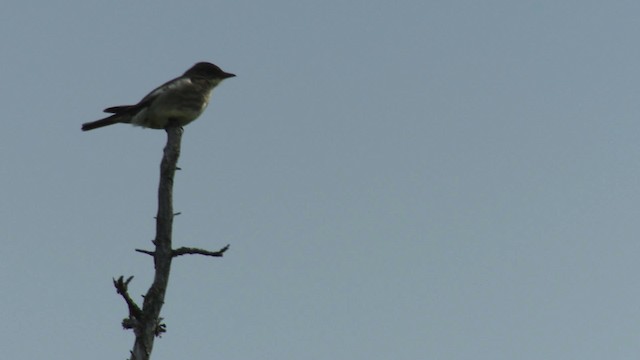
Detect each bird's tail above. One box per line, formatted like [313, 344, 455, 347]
[81, 114, 128, 131]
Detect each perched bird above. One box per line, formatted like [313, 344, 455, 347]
[82, 62, 235, 131]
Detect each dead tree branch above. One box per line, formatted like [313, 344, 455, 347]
[173, 244, 230, 257]
[113, 124, 229, 360]
[129, 125, 183, 360]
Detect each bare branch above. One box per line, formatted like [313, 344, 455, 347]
[113, 276, 142, 321]
[135, 249, 155, 256]
[172, 244, 230, 258]
[129, 125, 184, 360]
[113, 123, 230, 360]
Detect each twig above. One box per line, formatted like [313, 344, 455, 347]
[113, 276, 142, 326]
[135, 249, 155, 256]
[172, 244, 230, 258]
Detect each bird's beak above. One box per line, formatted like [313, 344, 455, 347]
[222, 72, 236, 79]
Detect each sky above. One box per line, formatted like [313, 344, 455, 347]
[2, 1, 640, 359]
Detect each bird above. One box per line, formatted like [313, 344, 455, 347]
[82, 62, 235, 131]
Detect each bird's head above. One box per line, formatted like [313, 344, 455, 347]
[184, 62, 236, 80]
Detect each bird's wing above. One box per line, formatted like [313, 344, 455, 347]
[139, 76, 193, 103]
[103, 76, 193, 114]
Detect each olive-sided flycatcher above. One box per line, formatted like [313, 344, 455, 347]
[82, 62, 235, 131]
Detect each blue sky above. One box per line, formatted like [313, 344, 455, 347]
[3, 1, 640, 359]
